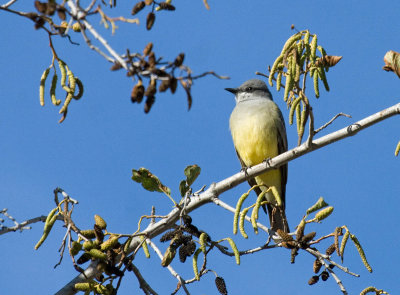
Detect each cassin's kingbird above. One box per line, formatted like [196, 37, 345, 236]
[226, 79, 289, 232]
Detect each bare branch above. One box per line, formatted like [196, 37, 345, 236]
[0, 209, 47, 235]
[315, 112, 352, 134]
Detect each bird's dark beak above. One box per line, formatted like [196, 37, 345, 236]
[225, 87, 238, 94]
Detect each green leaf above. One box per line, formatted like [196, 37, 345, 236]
[179, 180, 189, 197]
[184, 165, 201, 187]
[131, 167, 171, 195]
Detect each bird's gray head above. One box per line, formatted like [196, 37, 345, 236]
[225, 79, 273, 103]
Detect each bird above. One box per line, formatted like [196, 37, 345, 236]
[226, 79, 289, 232]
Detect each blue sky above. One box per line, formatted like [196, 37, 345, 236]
[1, 1, 399, 294]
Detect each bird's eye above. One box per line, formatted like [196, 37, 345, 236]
[246, 87, 253, 91]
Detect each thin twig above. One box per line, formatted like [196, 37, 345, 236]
[211, 198, 271, 235]
[0, 0, 18, 9]
[315, 112, 352, 134]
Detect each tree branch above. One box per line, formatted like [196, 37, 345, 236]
[55, 102, 400, 294]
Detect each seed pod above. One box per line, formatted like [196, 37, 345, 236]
[94, 215, 107, 230]
[313, 69, 319, 98]
[131, 80, 145, 103]
[146, 12, 155, 30]
[215, 277, 228, 295]
[174, 53, 185, 67]
[170, 77, 178, 94]
[295, 218, 306, 241]
[34, 1, 47, 13]
[145, 0, 153, 4]
[276, 71, 283, 91]
[159, 2, 176, 10]
[71, 241, 83, 256]
[132, 1, 146, 15]
[34, 17, 45, 29]
[160, 228, 180, 242]
[94, 224, 104, 243]
[83, 240, 94, 251]
[77, 252, 91, 264]
[89, 248, 107, 260]
[281, 241, 297, 249]
[300, 231, 316, 244]
[184, 224, 201, 237]
[148, 52, 156, 68]
[159, 78, 170, 92]
[100, 236, 119, 251]
[350, 234, 372, 273]
[321, 271, 329, 281]
[145, 79, 157, 96]
[182, 215, 192, 226]
[74, 282, 92, 291]
[80, 229, 96, 239]
[192, 248, 201, 281]
[50, 74, 61, 106]
[314, 206, 334, 222]
[39, 68, 50, 106]
[143, 42, 153, 56]
[144, 95, 155, 113]
[57, 8, 66, 20]
[45, 2, 56, 15]
[161, 246, 176, 267]
[308, 275, 319, 285]
[326, 243, 336, 255]
[313, 259, 322, 273]
[277, 229, 294, 242]
[310, 34, 318, 62]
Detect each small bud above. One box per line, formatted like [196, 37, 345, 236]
[144, 95, 155, 113]
[110, 62, 123, 71]
[158, 2, 176, 10]
[132, 1, 146, 15]
[146, 12, 155, 30]
[71, 241, 83, 256]
[161, 246, 176, 267]
[131, 80, 145, 103]
[77, 253, 91, 264]
[170, 77, 178, 94]
[174, 53, 185, 67]
[34, 1, 47, 13]
[94, 215, 107, 230]
[143, 42, 153, 56]
[300, 232, 316, 244]
[313, 259, 322, 273]
[145, 0, 153, 4]
[89, 248, 107, 260]
[148, 52, 156, 68]
[57, 8, 66, 20]
[182, 215, 192, 226]
[308, 275, 319, 285]
[325, 243, 336, 256]
[159, 79, 170, 92]
[145, 79, 157, 97]
[320, 271, 329, 281]
[277, 229, 294, 242]
[80, 229, 96, 239]
[215, 277, 228, 295]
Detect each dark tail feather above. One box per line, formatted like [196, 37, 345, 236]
[266, 204, 290, 233]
